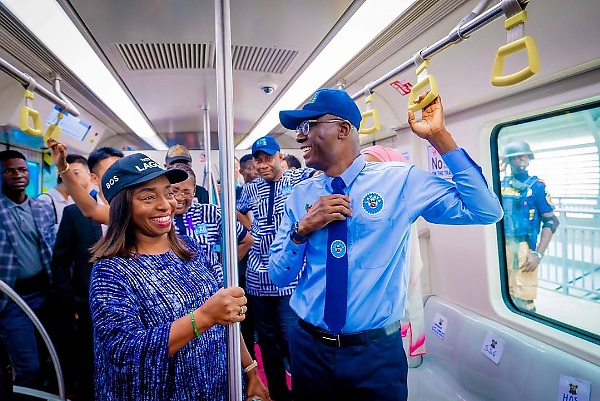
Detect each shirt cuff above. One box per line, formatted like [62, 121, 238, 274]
[442, 148, 476, 174]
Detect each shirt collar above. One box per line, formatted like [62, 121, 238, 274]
[325, 154, 365, 192]
[0, 192, 29, 209]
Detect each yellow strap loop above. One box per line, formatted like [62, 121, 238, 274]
[491, 10, 540, 87]
[359, 93, 381, 135]
[19, 90, 43, 137]
[408, 61, 439, 112]
[44, 112, 63, 142]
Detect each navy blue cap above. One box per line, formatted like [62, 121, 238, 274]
[279, 88, 362, 130]
[252, 136, 281, 157]
[102, 153, 188, 204]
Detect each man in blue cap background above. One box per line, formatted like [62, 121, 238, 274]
[236, 136, 314, 401]
[269, 88, 503, 401]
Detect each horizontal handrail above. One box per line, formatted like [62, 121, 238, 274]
[0, 56, 79, 116]
[351, 0, 530, 100]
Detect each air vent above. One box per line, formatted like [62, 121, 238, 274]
[115, 42, 298, 74]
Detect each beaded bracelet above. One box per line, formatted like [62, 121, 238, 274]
[57, 163, 70, 175]
[189, 310, 201, 338]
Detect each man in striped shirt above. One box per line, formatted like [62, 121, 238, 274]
[237, 136, 313, 401]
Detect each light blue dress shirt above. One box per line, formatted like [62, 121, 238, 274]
[269, 148, 503, 333]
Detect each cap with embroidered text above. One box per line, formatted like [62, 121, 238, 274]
[279, 88, 362, 130]
[102, 153, 188, 204]
[165, 144, 192, 165]
[252, 136, 281, 157]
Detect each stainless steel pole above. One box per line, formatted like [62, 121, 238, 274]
[0, 280, 65, 401]
[214, 0, 243, 399]
[202, 104, 214, 203]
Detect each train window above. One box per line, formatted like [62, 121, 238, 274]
[493, 100, 600, 342]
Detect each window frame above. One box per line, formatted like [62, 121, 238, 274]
[491, 98, 600, 345]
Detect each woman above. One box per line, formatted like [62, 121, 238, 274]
[89, 153, 270, 401]
[168, 163, 253, 282]
[361, 145, 427, 358]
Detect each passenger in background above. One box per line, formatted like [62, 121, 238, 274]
[236, 153, 258, 359]
[50, 147, 123, 400]
[165, 144, 210, 204]
[282, 154, 301, 170]
[38, 153, 96, 229]
[269, 89, 503, 401]
[0, 150, 56, 395]
[237, 154, 257, 199]
[500, 141, 559, 313]
[168, 162, 253, 282]
[237, 136, 314, 401]
[89, 153, 268, 401]
[234, 156, 244, 189]
[361, 145, 427, 358]
[46, 140, 122, 226]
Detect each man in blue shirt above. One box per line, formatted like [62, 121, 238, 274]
[500, 141, 558, 312]
[269, 89, 503, 401]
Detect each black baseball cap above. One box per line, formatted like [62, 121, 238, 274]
[102, 153, 188, 204]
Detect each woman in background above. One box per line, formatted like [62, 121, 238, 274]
[361, 145, 427, 358]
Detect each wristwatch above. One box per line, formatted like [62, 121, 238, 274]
[290, 222, 309, 244]
[531, 250, 543, 260]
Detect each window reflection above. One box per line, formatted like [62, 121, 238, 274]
[495, 101, 600, 340]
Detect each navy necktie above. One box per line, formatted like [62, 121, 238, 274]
[266, 181, 275, 225]
[324, 176, 348, 335]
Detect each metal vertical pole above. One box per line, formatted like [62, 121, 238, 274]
[202, 104, 214, 202]
[214, 0, 242, 399]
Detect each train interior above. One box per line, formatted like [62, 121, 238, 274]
[0, 0, 599, 399]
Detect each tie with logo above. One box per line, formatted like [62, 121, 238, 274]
[323, 176, 348, 335]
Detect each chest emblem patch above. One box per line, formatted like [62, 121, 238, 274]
[195, 223, 208, 236]
[330, 240, 347, 258]
[281, 185, 293, 196]
[362, 192, 384, 215]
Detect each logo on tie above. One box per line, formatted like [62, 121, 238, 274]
[362, 192, 384, 214]
[330, 240, 346, 258]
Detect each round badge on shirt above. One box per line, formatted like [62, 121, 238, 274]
[362, 192, 384, 215]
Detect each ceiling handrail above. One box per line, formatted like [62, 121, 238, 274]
[0, 56, 79, 117]
[351, 0, 532, 101]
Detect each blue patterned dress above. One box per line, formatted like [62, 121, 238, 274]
[89, 241, 228, 400]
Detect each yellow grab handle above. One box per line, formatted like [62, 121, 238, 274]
[407, 74, 438, 112]
[491, 36, 539, 87]
[44, 112, 63, 142]
[19, 107, 43, 137]
[359, 94, 381, 135]
[19, 89, 43, 137]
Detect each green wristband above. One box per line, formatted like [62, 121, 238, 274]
[189, 310, 201, 338]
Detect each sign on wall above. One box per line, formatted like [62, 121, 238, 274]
[427, 145, 452, 180]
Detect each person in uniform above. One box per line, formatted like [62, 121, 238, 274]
[268, 88, 503, 401]
[500, 140, 559, 312]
